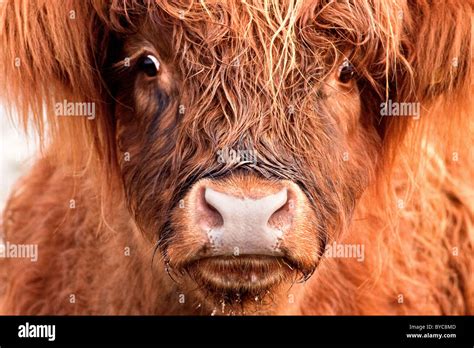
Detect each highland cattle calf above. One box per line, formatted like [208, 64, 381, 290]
[0, 0, 472, 315]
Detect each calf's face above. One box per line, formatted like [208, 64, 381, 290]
[108, 2, 381, 311]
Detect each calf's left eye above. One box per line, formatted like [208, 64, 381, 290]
[139, 55, 161, 77]
[338, 59, 355, 83]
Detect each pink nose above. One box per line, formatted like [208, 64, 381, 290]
[195, 186, 296, 256]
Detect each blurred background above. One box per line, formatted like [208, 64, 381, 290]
[0, 106, 38, 211]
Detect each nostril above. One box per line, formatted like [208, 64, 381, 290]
[196, 187, 224, 231]
[267, 195, 295, 231]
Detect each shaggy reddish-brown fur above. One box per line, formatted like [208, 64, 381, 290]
[0, 0, 472, 315]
